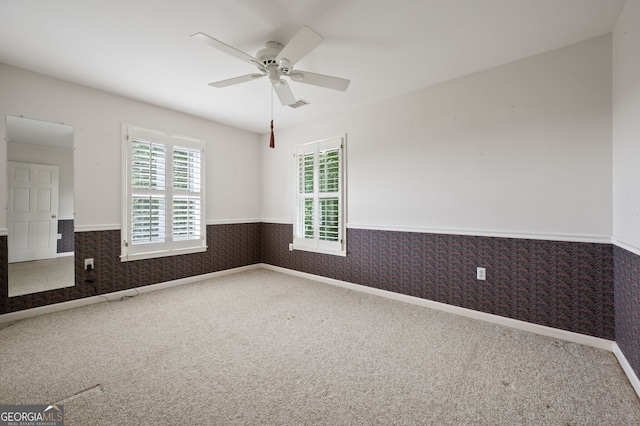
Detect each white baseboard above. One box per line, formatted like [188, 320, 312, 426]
[0, 264, 260, 324]
[613, 343, 640, 399]
[260, 264, 615, 352]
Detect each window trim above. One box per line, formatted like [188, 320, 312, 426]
[293, 134, 347, 257]
[121, 124, 207, 262]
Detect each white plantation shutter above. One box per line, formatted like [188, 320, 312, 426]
[122, 125, 206, 261]
[297, 151, 315, 240]
[132, 196, 166, 243]
[294, 135, 346, 256]
[172, 146, 201, 241]
[318, 148, 340, 243]
[172, 196, 200, 240]
[131, 141, 166, 244]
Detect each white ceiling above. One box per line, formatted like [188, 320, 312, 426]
[0, 0, 626, 134]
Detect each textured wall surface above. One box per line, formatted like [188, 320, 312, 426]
[262, 223, 615, 340]
[0, 223, 261, 314]
[57, 219, 74, 254]
[614, 246, 640, 378]
[0, 236, 6, 302]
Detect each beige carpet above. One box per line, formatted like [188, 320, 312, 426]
[8, 256, 75, 296]
[1, 269, 639, 425]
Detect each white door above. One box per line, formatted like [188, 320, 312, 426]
[8, 161, 60, 263]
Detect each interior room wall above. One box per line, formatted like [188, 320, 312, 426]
[613, 0, 640, 249]
[0, 33, 618, 343]
[612, 0, 640, 383]
[0, 63, 263, 314]
[259, 35, 615, 340]
[261, 35, 613, 240]
[0, 63, 262, 231]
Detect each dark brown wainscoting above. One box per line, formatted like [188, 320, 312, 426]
[57, 219, 74, 254]
[614, 246, 640, 380]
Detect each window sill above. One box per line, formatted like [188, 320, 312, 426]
[120, 245, 207, 262]
[291, 244, 347, 257]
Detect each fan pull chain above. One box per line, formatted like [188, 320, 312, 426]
[269, 87, 275, 148]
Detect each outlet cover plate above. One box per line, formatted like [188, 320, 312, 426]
[84, 258, 94, 270]
[477, 267, 486, 281]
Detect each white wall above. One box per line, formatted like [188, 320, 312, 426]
[613, 0, 640, 250]
[1, 33, 615, 241]
[261, 35, 613, 241]
[0, 64, 262, 232]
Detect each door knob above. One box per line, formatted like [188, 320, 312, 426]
[52, 214, 57, 218]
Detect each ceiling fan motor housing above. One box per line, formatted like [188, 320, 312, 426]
[257, 42, 290, 75]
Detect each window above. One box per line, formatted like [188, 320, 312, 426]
[294, 135, 346, 256]
[122, 125, 206, 261]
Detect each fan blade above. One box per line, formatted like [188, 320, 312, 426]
[289, 70, 350, 91]
[192, 32, 262, 68]
[272, 80, 296, 106]
[275, 26, 323, 68]
[209, 73, 266, 88]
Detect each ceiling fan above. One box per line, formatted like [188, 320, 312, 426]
[191, 26, 350, 106]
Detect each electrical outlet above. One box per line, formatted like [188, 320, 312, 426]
[84, 258, 94, 271]
[477, 267, 486, 281]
